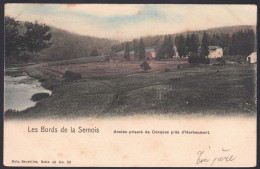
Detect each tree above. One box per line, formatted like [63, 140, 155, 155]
[185, 33, 202, 64]
[220, 33, 230, 55]
[155, 47, 164, 60]
[90, 49, 99, 56]
[166, 35, 175, 58]
[124, 42, 130, 60]
[189, 33, 200, 53]
[188, 52, 209, 64]
[155, 35, 174, 59]
[210, 33, 221, 46]
[4, 16, 52, 65]
[140, 60, 151, 72]
[4, 16, 22, 63]
[156, 35, 167, 59]
[229, 29, 255, 56]
[185, 34, 191, 56]
[174, 34, 186, 57]
[132, 39, 139, 59]
[22, 21, 52, 53]
[139, 38, 146, 60]
[200, 32, 210, 57]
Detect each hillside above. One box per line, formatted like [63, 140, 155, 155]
[111, 25, 257, 52]
[38, 27, 119, 61]
[175, 25, 256, 40]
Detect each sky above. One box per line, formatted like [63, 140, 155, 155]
[5, 4, 257, 41]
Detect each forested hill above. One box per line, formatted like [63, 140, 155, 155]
[111, 25, 256, 52]
[177, 25, 256, 39]
[38, 27, 119, 61]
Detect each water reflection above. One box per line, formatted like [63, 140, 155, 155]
[4, 75, 52, 111]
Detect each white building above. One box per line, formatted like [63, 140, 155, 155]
[208, 46, 223, 58]
[247, 52, 257, 63]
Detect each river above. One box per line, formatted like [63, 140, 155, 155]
[4, 75, 52, 112]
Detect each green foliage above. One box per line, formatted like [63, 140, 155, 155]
[189, 33, 200, 53]
[139, 38, 146, 60]
[209, 33, 230, 55]
[4, 16, 52, 65]
[223, 55, 246, 63]
[4, 16, 21, 58]
[229, 29, 255, 56]
[185, 34, 191, 56]
[62, 71, 82, 81]
[132, 39, 139, 59]
[140, 60, 151, 72]
[219, 33, 230, 55]
[124, 42, 130, 60]
[90, 49, 99, 56]
[166, 35, 175, 58]
[216, 58, 226, 64]
[179, 29, 255, 59]
[210, 33, 221, 46]
[200, 32, 210, 57]
[156, 35, 175, 59]
[165, 68, 170, 72]
[31, 93, 50, 102]
[188, 53, 210, 64]
[174, 34, 186, 57]
[22, 21, 52, 53]
[209, 29, 255, 57]
[184, 33, 200, 57]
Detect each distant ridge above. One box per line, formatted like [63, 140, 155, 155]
[111, 25, 256, 52]
[38, 26, 119, 61]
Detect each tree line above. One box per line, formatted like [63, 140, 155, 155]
[155, 35, 175, 59]
[124, 38, 146, 61]
[5, 16, 52, 65]
[175, 29, 255, 58]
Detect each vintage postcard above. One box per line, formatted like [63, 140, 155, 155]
[3, 3, 257, 167]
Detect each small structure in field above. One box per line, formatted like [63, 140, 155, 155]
[208, 46, 223, 58]
[62, 71, 82, 80]
[145, 47, 156, 60]
[247, 52, 257, 63]
[112, 47, 156, 61]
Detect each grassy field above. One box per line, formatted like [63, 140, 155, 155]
[5, 59, 257, 119]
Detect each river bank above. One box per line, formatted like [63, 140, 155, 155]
[4, 66, 53, 117]
[4, 62, 257, 120]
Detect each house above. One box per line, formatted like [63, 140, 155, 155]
[145, 47, 156, 60]
[208, 46, 223, 58]
[247, 52, 257, 63]
[112, 47, 156, 61]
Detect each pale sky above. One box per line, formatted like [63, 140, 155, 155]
[5, 4, 257, 41]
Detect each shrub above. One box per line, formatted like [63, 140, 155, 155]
[140, 61, 151, 72]
[39, 78, 46, 82]
[165, 68, 170, 72]
[31, 93, 50, 102]
[62, 71, 82, 80]
[4, 109, 20, 118]
[188, 53, 210, 64]
[216, 58, 226, 64]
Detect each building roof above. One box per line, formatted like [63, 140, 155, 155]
[247, 52, 257, 58]
[115, 51, 124, 55]
[115, 47, 155, 55]
[208, 46, 222, 50]
[145, 47, 156, 53]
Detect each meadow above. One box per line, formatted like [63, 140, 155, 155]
[5, 58, 257, 119]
